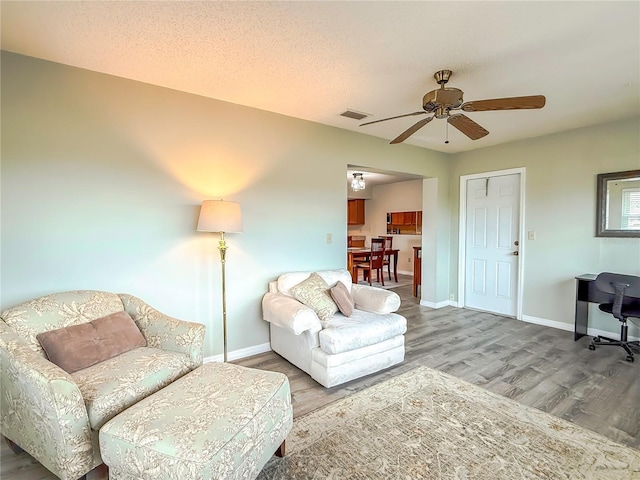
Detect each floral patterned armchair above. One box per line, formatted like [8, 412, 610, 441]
[0, 290, 206, 480]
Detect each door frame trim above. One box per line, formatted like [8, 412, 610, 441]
[457, 167, 526, 320]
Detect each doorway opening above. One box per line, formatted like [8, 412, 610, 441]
[346, 165, 424, 291]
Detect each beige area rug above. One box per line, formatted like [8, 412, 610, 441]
[258, 366, 640, 479]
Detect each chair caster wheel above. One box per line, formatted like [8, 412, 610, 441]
[588, 344, 596, 351]
[627, 355, 634, 363]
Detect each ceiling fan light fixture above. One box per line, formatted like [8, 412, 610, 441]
[360, 69, 545, 145]
[351, 173, 366, 191]
[435, 106, 449, 119]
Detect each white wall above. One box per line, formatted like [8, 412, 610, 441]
[1, 52, 451, 358]
[449, 117, 640, 335]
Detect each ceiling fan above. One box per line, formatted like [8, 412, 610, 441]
[361, 70, 546, 144]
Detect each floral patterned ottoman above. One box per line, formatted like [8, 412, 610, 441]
[99, 362, 293, 479]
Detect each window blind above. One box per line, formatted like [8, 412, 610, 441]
[621, 188, 640, 229]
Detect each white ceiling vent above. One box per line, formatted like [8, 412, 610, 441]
[340, 109, 369, 121]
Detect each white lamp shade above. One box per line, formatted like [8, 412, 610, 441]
[197, 200, 243, 233]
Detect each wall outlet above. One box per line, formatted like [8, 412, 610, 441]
[326, 233, 332, 244]
[408, 257, 411, 263]
[449, 294, 455, 301]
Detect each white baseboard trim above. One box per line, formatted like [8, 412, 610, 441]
[585, 327, 640, 342]
[521, 315, 574, 333]
[397, 269, 413, 276]
[420, 299, 457, 309]
[521, 315, 640, 341]
[204, 342, 272, 363]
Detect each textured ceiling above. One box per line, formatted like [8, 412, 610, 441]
[1, 1, 639, 153]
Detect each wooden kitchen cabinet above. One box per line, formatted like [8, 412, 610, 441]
[403, 211, 416, 225]
[348, 199, 365, 225]
[391, 212, 403, 225]
[387, 210, 422, 234]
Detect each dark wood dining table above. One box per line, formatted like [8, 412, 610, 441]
[347, 247, 399, 283]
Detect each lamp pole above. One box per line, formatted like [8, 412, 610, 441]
[218, 231, 228, 362]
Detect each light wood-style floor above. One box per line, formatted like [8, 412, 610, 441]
[2, 284, 638, 479]
[239, 285, 639, 448]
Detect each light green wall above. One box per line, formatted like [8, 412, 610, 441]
[1, 52, 450, 357]
[3, 51, 638, 356]
[449, 117, 640, 333]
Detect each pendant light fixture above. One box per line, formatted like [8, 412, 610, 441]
[351, 173, 366, 191]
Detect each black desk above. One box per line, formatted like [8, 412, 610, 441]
[574, 274, 615, 340]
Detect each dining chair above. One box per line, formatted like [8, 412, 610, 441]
[354, 238, 386, 286]
[380, 236, 393, 281]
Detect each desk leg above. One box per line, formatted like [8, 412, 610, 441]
[574, 279, 589, 341]
[393, 252, 398, 283]
[574, 300, 589, 340]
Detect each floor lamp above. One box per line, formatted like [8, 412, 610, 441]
[197, 200, 243, 362]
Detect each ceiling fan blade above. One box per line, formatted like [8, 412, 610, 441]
[461, 95, 546, 112]
[448, 114, 489, 140]
[390, 116, 434, 144]
[360, 111, 426, 126]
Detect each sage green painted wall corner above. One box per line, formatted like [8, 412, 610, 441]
[449, 116, 640, 333]
[1, 52, 451, 357]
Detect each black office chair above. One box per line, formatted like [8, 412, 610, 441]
[589, 272, 640, 363]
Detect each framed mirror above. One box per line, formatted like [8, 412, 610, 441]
[596, 169, 640, 237]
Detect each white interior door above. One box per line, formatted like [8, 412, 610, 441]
[464, 173, 520, 316]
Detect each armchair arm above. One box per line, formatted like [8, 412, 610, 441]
[119, 294, 206, 368]
[351, 284, 401, 314]
[0, 323, 93, 480]
[262, 292, 322, 335]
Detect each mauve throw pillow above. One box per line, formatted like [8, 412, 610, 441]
[36, 311, 146, 373]
[330, 281, 354, 317]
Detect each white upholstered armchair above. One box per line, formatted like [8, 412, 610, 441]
[262, 269, 406, 388]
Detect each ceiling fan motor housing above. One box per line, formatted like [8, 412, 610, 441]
[422, 87, 464, 113]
